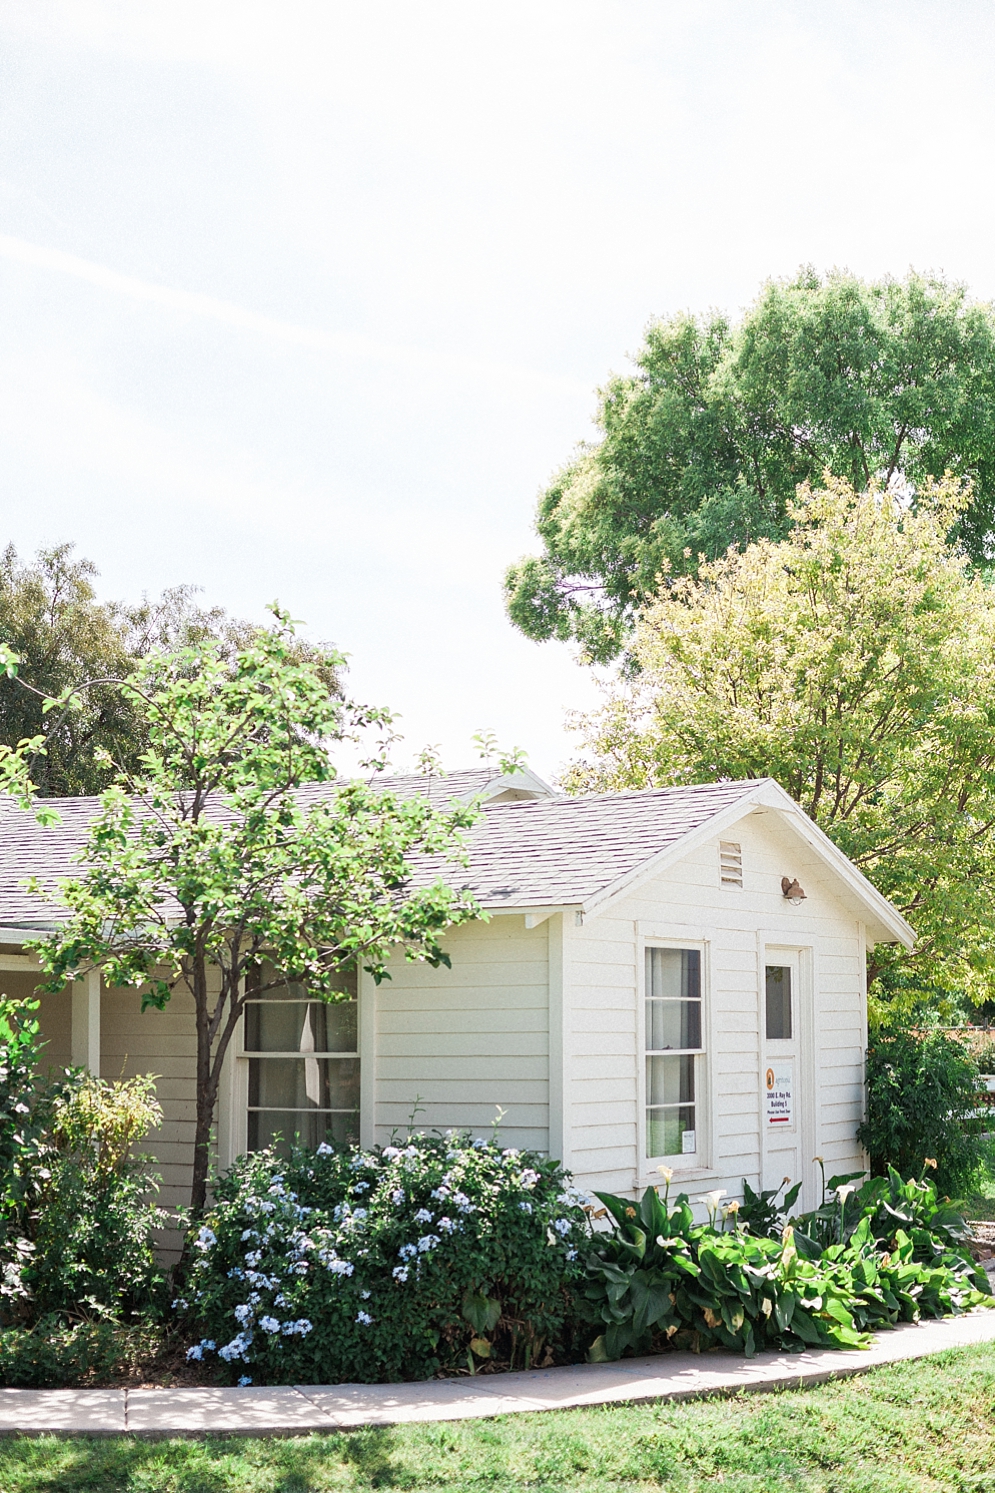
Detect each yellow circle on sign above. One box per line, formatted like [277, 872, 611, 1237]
[766, 1068, 774, 1089]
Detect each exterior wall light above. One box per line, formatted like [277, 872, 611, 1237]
[781, 877, 806, 905]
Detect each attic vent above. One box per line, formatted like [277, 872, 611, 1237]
[719, 841, 743, 887]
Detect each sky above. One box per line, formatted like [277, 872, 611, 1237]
[0, 1, 994, 780]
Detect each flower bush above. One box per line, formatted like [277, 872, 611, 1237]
[179, 1132, 588, 1384]
[581, 1170, 993, 1361]
[0, 997, 167, 1384]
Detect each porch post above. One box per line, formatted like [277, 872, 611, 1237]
[71, 968, 100, 1075]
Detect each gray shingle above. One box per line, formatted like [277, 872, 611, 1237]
[0, 776, 759, 929]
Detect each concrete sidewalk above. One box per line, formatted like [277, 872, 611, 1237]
[2, 1309, 995, 1437]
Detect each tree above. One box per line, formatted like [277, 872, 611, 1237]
[563, 475, 995, 1003]
[28, 612, 480, 1219]
[0, 542, 322, 796]
[505, 268, 995, 661]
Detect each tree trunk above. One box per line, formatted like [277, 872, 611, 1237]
[189, 951, 217, 1223]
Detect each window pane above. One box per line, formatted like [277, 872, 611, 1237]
[646, 947, 700, 1001]
[646, 998, 701, 1052]
[248, 1057, 360, 1112]
[246, 964, 358, 1000]
[646, 1105, 695, 1158]
[248, 1109, 357, 1156]
[765, 965, 792, 1040]
[646, 1052, 695, 1107]
[245, 1001, 357, 1053]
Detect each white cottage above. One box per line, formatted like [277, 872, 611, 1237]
[0, 768, 912, 1217]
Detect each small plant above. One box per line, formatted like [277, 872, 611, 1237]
[580, 1168, 991, 1362]
[179, 1131, 587, 1384]
[858, 1025, 987, 1196]
[739, 1177, 801, 1238]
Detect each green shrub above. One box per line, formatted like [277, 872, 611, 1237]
[180, 1133, 588, 1384]
[0, 999, 167, 1373]
[858, 1026, 987, 1196]
[581, 1174, 991, 1361]
[0, 1316, 161, 1387]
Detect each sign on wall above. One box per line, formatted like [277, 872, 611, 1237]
[765, 1063, 793, 1126]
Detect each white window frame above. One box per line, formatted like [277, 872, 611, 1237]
[638, 935, 711, 1177]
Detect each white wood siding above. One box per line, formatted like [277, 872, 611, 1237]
[563, 809, 868, 1211]
[372, 916, 550, 1151]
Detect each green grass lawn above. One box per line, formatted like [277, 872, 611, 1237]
[3, 1343, 995, 1493]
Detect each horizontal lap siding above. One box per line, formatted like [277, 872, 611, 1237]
[374, 918, 549, 1152]
[564, 810, 868, 1203]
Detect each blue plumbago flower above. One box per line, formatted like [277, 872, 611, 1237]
[473, 1138, 487, 1149]
[392, 1265, 410, 1283]
[282, 1319, 313, 1336]
[430, 1186, 450, 1200]
[502, 1148, 521, 1160]
[452, 1193, 475, 1213]
[274, 1293, 291, 1308]
[391, 1189, 406, 1206]
[437, 1217, 457, 1234]
[398, 1243, 418, 1261]
[219, 1332, 253, 1362]
[519, 1169, 540, 1189]
[258, 1316, 281, 1334]
[566, 1248, 578, 1261]
[186, 1344, 203, 1361]
[238, 1375, 253, 1386]
[256, 1200, 276, 1214]
[240, 1229, 257, 1242]
[360, 1289, 371, 1299]
[316, 1142, 334, 1156]
[244, 1251, 262, 1267]
[234, 1304, 254, 1325]
[171, 1297, 188, 1312]
[195, 1227, 216, 1250]
[413, 1208, 433, 1224]
[382, 1146, 402, 1160]
[349, 1153, 370, 1168]
[353, 1181, 370, 1193]
[553, 1218, 572, 1236]
[417, 1234, 440, 1253]
[356, 1310, 373, 1325]
[325, 1257, 354, 1276]
[519, 1201, 533, 1214]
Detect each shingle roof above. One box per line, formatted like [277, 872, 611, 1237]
[0, 776, 759, 929]
[414, 780, 759, 908]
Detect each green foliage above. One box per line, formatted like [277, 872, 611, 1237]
[0, 1317, 161, 1388]
[581, 1173, 991, 1362]
[506, 268, 995, 660]
[858, 1027, 988, 1194]
[0, 543, 267, 796]
[739, 1177, 801, 1239]
[179, 1132, 588, 1384]
[29, 607, 481, 1217]
[0, 1004, 166, 1366]
[566, 476, 995, 1002]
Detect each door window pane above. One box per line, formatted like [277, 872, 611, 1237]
[765, 965, 792, 1040]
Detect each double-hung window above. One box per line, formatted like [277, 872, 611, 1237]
[242, 964, 359, 1154]
[645, 946, 703, 1160]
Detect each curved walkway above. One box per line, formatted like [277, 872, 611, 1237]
[3, 1310, 995, 1437]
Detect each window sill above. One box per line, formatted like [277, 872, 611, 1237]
[640, 1164, 721, 1186]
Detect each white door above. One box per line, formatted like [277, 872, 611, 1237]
[760, 949, 814, 1205]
